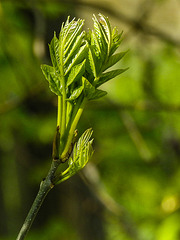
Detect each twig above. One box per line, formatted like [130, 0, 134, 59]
[16, 159, 60, 240]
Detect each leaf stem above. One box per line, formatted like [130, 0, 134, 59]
[61, 91, 67, 136]
[61, 98, 87, 160]
[57, 96, 62, 127]
[59, 35, 67, 138]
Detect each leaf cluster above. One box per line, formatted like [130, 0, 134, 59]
[40, 14, 128, 182]
[41, 14, 127, 102]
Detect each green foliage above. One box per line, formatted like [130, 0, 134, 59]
[40, 13, 127, 179]
[54, 128, 93, 184]
[41, 65, 62, 96]
[83, 77, 107, 100]
[41, 13, 127, 101]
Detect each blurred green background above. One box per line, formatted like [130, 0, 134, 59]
[0, 0, 180, 240]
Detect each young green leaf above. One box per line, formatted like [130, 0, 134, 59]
[58, 17, 87, 78]
[90, 89, 107, 100]
[67, 85, 84, 101]
[83, 77, 96, 100]
[90, 31, 101, 58]
[82, 77, 107, 100]
[55, 129, 94, 184]
[86, 46, 99, 78]
[69, 128, 93, 174]
[65, 43, 88, 75]
[64, 32, 85, 66]
[49, 33, 60, 73]
[66, 59, 86, 87]
[92, 14, 109, 56]
[98, 14, 112, 44]
[94, 68, 128, 87]
[102, 51, 128, 72]
[41, 64, 62, 96]
[64, 19, 84, 51]
[110, 27, 123, 55]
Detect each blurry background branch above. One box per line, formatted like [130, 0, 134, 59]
[2, 97, 180, 116]
[73, 0, 180, 47]
[81, 163, 141, 240]
[5, 0, 180, 47]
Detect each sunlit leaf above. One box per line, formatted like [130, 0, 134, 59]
[90, 31, 101, 57]
[56, 129, 94, 184]
[66, 59, 86, 87]
[69, 128, 93, 174]
[98, 13, 112, 44]
[67, 85, 84, 101]
[64, 32, 85, 66]
[49, 33, 60, 73]
[92, 14, 108, 56]
[95, 68, 128, 87]
[83, 77, 107, 100]
[110, 27, 123, 55]
[41, 64, 62, 96]
[65, 43, 87, 75]
[102, 51, 128, 72]
[83, 77, 96, 100]
[90, 89, 107, 100]
[86, 46, 99, 78]
[64, 19, 84, 54]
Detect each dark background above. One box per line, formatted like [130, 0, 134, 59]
[0, 0, 180, 239]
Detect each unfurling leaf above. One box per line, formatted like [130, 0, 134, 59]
[67, 85, 84, 101]
[49, 33, 60, 73]
[102, 51, 128, 72]
[92, 89, 107, 100]
[110, 27, 123, 55]
[83, 77, 96, 100]
[65, 43, 87, 75]
[64, 32, 85, 66]
[41, 64, 62, 96]
[66, 59, 86, 87]
[56, 129, 94, 184]
[94, 68, 129, 88]
[92, 14, 109, 57]
[82, 77, 107, 100]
